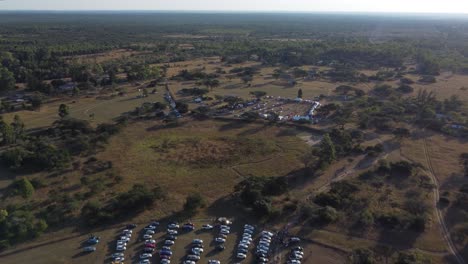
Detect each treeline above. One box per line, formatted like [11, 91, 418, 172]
[0, 118, 123, 172]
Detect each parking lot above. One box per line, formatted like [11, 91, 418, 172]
[101, 218, 268, 264]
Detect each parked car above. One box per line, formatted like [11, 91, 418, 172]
[113, 256, 125, 262]
[164, 240, 175, 246]
[289, 237, 301, 243]
[112, 253, 124, 258]
[237, 253, 247, 259]
[208, 260, 221, 264]
[192, 247, 204, 253]
[192, 239, 203, 244]
[183, 224, 195, 231]
[144, 247, 154, 253]
[166, 235, 177, 241]
[215, 237, 226, 243]
[140, 253, 152, 259]
[202, 224, 213, 230]
[120, 236, 130, 241]
[83, 246, 96, 252]
[160, 250, 173, 256]
[126, 224, 137, 229]
[144, 225, 157, 230]
[86, 237, 99, 244]
[139, 260, 150, 264]
[186, 255, 201, 261]
[219, 229, 230, 235]
[216, 244, 225, 251]
[145, 243, 156, 248]
[116, 245, 126, 251]
[167, 229, 178, 235]
[145, 230, 155, 235]
[237, 248, 248, 254]
[168, 223, 180, 229]
[183, 261, 195, 264]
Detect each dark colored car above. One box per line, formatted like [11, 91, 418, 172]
[126, 224, 137, 229]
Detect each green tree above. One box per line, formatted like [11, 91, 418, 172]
[297, 88, 303, 98]
[319, 134, 336, 166]
[0, 66, 15, 92]
[250, 91, 267, 99]
[0, 209, 7, 222]
[30, 95, 43, 110]
[15, 178, 35, 198]
[11, 115, 25, 142]
[351, 248, 376, 264]
[183, 193, 205, 216]
[58, 104, 69, 118]
[0, 118, 14, 145]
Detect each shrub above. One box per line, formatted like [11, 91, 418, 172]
[183, 193, 205, 216]
[351, 248, 376, 264]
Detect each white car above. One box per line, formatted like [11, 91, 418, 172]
[261, 231, 274, 237]
[145, 230, 155, 235]
[293, 250, 304, 256]
[168, 223, 180, 229]
[164, 240, 175, 246]
[238, 244, 249, 249]
[184, 261, 196, 264]
[290, 237, 301, 243]
[243, 229, 254, 234]
[145, 239, 156, 244]
[192, 247, 203, 255]
[161, 259, 171, 264]
[112, 253, 124, 258]
[143, 234, 152, 239]
[140, 253, 152, 259]
[202, 224, 214, 230]
[113, 257, 125, 262]
[241, 239, 251, 245]
[123, 229, 133, 234]
[244, 224, 254, 229]
[215, 237, 226, 243]
[242, 236, 252, 241]
[144, 226, 157, 231]
[116, 241, 127, 246]
[139, 260, 150, 264]
[219, 229, 230, 235]
[237, 253, 247, 259]
[120, 236, 130, 241]
[192, 239, 203, 244]
[116, 245, 126, 251]
[220, 225, 230, 230]
[208, 260, 221, 264]
[167, 229, 178, 235]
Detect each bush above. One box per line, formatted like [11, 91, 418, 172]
[11, 178, 35, 198]
[183, 193, 205, 214]
[316, 206, 339, 224]
[351, 248, 376, 264]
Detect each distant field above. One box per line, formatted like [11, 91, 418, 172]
[2, 87, 163, 129]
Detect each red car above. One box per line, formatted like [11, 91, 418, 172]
[145, 243, 156, 248]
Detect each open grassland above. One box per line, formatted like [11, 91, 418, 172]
[97, 119, 308, 207]
[1, 87, 163, 129]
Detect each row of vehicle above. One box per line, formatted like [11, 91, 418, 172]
[83, 235, 100, 253]
[255, 231, 274, 263]
[286, 246, 304, 264]
[183, 239, 204, 264]
[214, 224, 230, 244]
[236, 224, 255, 260]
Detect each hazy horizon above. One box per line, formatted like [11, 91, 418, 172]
[0, 0, 467, 14]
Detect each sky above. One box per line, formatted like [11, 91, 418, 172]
[0, 0, 468, 14]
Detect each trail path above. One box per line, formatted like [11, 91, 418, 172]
[423, 137, 465, 264]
